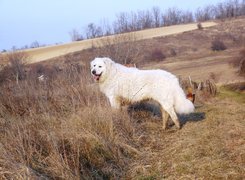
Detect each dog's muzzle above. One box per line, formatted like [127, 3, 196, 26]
[92, 70, 102, 81]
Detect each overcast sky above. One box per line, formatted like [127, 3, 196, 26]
[0, 0, 225, 50]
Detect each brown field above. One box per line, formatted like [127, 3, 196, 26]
[0, 18, 244, 179]
[14, 22, 216, 64]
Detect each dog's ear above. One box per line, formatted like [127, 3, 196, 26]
[103, 58, 114, 67]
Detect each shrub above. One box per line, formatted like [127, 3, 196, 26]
[96, 33, 142, 64]
[211, 39, 227, 51]
[239, 58, 245, 76]
[150, 48, 166, 61]
[209, 72, 220, 83]
[231, 48, 245, 76]
[0, 52, 28, 84]
[237, 48, 245, 76]
[170, 48, 177, 56]
[197, 22, 203, 30]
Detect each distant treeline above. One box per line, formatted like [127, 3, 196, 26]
[70, 0, 245, 41]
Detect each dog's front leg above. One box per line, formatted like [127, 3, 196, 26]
[109, 96, 121, 110]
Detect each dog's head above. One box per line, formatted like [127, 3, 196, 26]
[90, 57, 114, 82]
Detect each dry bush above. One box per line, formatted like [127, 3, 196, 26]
[197, 22, 203, 30]
[0, 62, 139, 179]
[200, 80, 217, 99]
[95, 33, 143, 64]
[208, 72, 221, 83]
[170, 48, 177, 56]
[145, 48, 166, 62]
[180, 77, 217, 103]
[0, 52, 28, 84]
[211, 38, 227, 51]
[231, 48, 245, 76]
[239, 58, 245, 76]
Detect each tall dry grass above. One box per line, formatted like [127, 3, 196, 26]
[1, 52, 244, 179]
[0, 54, 138, 179]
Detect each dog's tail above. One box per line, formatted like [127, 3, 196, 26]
[174, 86, 195, 114]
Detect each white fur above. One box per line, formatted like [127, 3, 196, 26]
[90, 57, 194, 129]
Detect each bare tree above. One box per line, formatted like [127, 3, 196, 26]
[30, 41, 40, 48]
[69, 29, 83, 41]
[233, 0, 241, 16]
[215, 2, 226, 19]
[138, 10, 153, 29]
[162, 8, 182, 26]
[78, 1, 245, 42]
[113, 12, 130, 33]
[86, 23, 103, 39]
[2, 52, 28, 84]
[96, 33, 142, 64]
[181, 11, 194, 23]
[240, 0, 245, 15]
[226, 1, 235, 17]
[213, 0, 245, 19]
[195, 5, 215, 22]
[152, 6, 161, 27]
[127, 11, 139, 31]
[100, 18, 112, 36]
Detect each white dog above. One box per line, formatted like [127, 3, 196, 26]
[90, 57, 194, 129]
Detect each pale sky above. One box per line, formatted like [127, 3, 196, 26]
[0, 0, 225, 50]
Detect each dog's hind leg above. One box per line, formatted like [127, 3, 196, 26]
[159, 102, 181, 129]
[165, 107, 181, 129]
[162, 109, 170, 130]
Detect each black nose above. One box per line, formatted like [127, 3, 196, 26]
[92, 70, 96, 75]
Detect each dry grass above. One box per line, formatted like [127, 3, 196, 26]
[42, 17, 245, 84]
[1, 17, 245, 178]
[0, 58, 138, 179]
[231, 48, 245, 76]
[0, 22, 215, 64]
[126, 88, 245, 179]
[0, 53, 244, 179]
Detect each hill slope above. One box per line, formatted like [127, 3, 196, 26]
[22, 22, 216, 63]
[41, 17, 245, 85]
[0, 18, 244, 179]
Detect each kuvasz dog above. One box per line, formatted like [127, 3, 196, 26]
[90, 57, 194, 129]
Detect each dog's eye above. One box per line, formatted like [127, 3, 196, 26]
[93, 65, 96, 67]
[99, 66, 102, 68]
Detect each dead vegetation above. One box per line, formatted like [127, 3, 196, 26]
[0, 52, 28, 84]
[148, 48, 166, 62]
[231, 48, 245, 76]
[0, 53, 137, 179]
[0, 49, 244, 179]
[211, 38, 227, 51]
[180, 76, 218, 104]
[95, 33, 143, 64]
[0, 17, 245, 179]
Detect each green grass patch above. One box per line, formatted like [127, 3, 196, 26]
[218, 86, 245, 104]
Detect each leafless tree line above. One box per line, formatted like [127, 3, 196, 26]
[70, 0, 245, 41]
[195, 0, 245, 21]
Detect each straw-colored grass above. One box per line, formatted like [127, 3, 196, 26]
[0, 53, 244, 179]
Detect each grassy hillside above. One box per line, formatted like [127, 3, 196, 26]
[2, 22, 216, 64]
[0, 17, 245, 179]
[0, 64, 244, 179]
[37, 17, 245, 84]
